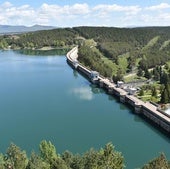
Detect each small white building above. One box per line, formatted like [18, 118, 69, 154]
[117, 81, 124, 88]
[90, 71, 99, 81]
[124, 86, 137, 95]
[128, 87, 137, 95]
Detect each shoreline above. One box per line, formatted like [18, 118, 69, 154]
[1, 45, 72, 51]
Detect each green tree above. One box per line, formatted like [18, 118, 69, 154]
[6, 143, 28, 169]
[83, 148, 100, 169]
[26, 152, 50, 169]
[144, 69, 151, 79]
[142, 153, 170, 169]
[164, 63, 169, 71]
[0, 39, 8, 49]
[160, 84, 170, 104]
[153, 68, 160, 81]
[137, 68, 144, 77]
[39, 140, 57, 164]
[152, 86, 157, 97]
[70, 154, 84, 169]
[112, 68, 124, 82]
[99, 143, 124, 169]
[160, 72, 170, 84]
[62, 151, 74, 168]
[50, 157, 68, 169]
[0, 154, 5, 169]
[139, 88, 144, 96]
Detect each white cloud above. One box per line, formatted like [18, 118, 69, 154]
[140, 14, 154, 23]
[136, 12, 170, 27]
[1, 1, 12, 8]
[0, 2, 90, 26]
[70, 3, 90, 15]
[0, 2, 35, 25]
[159, 13, 170, 20]
[0, 2, 170, 27]
[71, 87, 93, 101]
[34, 3, 90, 25]
[145, 3, 170, 11]
[93, 4, 141, 15]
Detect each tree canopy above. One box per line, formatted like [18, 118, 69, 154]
[0, 141, 169, 169]
[0, 141, 125, 169]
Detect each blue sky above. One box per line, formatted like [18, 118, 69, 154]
[0, 0, 170, 27]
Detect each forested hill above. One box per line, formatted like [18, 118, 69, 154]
[73, 26, 170, 69]
[1, 26, 170, 68]
[1, 26, 170, 71]
[0, 28, 79, 49]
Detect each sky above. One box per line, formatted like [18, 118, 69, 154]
[0, 0, 170, 27]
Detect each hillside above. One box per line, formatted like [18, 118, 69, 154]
[0, 28, 79, 49]
[74, 26, 170, 70]
[1, 26, 170, 75]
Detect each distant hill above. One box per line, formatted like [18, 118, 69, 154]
[0, 25, 55, 34]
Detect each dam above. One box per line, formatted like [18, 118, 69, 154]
[67, 46, 170, 134]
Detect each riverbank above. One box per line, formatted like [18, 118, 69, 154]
[0, 44, 73, 51]
[0, 46, 72, 56]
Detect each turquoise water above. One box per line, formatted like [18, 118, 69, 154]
[0, 50, 170, 168]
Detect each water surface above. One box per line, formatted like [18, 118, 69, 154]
[0, 50, 170, 169]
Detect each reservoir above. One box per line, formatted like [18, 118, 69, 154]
[0, 50, 170, 168]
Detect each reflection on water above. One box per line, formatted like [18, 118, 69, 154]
[70, 83, 106, 101]
[119, 104, 127, 110]
[73, 70, 78, 78]
[108, 95, 116, 101]
[90, 84, 103, 94]
[134, 115, 143, 123]
[70, 86, 94, 101]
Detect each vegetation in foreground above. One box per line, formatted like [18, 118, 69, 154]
[0, 141, 124, 169]
[0, 141, 169, 169]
